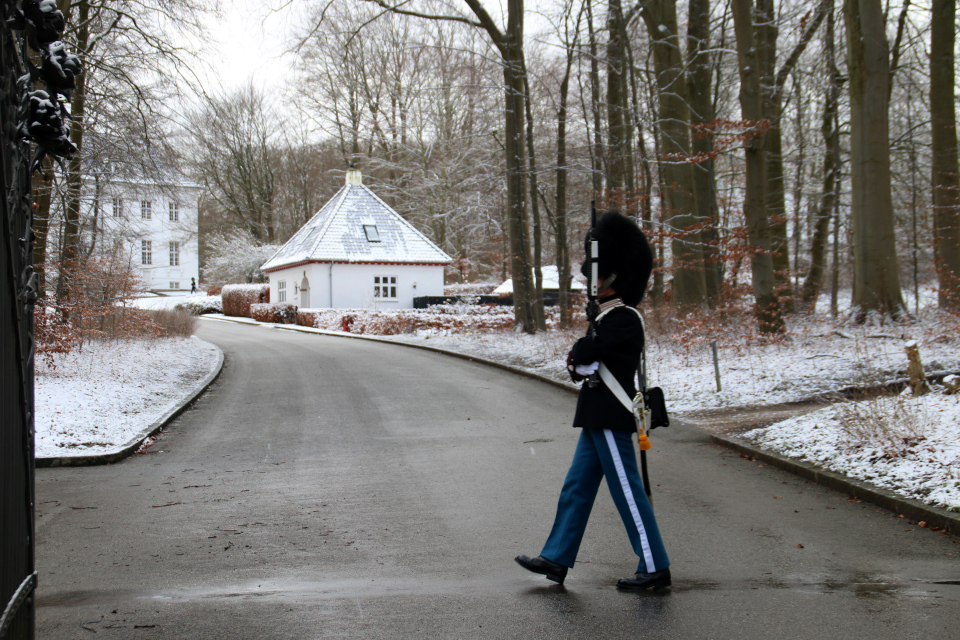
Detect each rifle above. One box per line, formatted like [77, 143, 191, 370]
[586, 201, 600, 388]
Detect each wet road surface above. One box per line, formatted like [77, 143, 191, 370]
[35, 319, 960, 638]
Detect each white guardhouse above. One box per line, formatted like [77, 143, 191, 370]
[261, 169, 451, 309]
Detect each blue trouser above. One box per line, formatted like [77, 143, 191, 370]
[540, 428, 670, 573]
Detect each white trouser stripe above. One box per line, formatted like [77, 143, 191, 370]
[603, 429, 656, 572]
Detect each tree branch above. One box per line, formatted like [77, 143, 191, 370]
[774, 0, 830, 96]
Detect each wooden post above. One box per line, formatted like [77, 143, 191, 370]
[905, 340, 927, 396]
[711, 340, 722, 392]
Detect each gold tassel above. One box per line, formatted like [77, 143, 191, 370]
[638, 432, 652, 451]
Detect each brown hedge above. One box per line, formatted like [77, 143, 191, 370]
[221, 284, 269, 318]
[251, 302, 297, 324]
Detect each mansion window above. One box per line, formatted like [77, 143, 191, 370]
[170, 281, 180, 290]
[169, 241, 180, 266]
[141, 200, 152, 220]
[141, 240, 152, 265]
[112, 197, 123, 218]
[169, 202, 179, 222]
[374, 276, 397, 300]
[278, 280, 287, 303]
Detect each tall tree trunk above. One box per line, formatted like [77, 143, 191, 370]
[522, 73, 546, 330]
[756, 0, 791, 299]
[501, 0, 535, 332]
[802, 3, 841, 308]
[640, 0, 706, 306]
[762, 0, 831, 307]
[686, 0, 721, 305]
[556, 33, 575, 326]
[606, 0, 633, 203]
[930, 0, 960, 312]
[630, 73, 654, 230]
[791, 71, 805, 294]
[32, 158, 54, 298]
[731, 0, 784, 332]
[58, 0, 90, 317]
[586, 0, 604, 197]
[843, 0, 906, 320]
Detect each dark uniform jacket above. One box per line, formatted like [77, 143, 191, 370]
[569, 302, 643, 433]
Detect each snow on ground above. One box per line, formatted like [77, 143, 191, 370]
[130, 293, 203, 311]
[35, 337, 220, 458]
[744, 389, 960, 511]
[376, 313, 960, 413]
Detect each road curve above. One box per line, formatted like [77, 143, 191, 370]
[35, 319, 960, 639]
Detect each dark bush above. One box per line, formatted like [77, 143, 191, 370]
[148, 309, 197, 337]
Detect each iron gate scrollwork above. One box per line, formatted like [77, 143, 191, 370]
[2, 1, 79, 638]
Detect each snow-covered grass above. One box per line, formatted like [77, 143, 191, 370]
[744, 388, 960, 511]
[130, 293, 200, 311]
[35, 337, 220, 458]
[374, 310, 960, 412]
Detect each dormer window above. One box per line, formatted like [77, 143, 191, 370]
[363, 224, 380, 242]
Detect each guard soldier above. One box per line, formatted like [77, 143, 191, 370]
[515, 211, 671, 590]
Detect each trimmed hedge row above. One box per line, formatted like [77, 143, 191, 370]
[221, 284, 269, 318]
[296, 305, 517, 335]
[250, 303, 298, 324]
[174, 295, 223, 315]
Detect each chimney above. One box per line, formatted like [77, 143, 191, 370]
[346, 167, 362, 185]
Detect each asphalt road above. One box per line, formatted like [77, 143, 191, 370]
[35, 319, 960, 639]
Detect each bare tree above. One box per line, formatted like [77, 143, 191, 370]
[801, 1, 842, 308]
[731, 0, 784, 332]
[638, 0, 707, 306]
[187, 84, 281, 243]
[843, 0, 906, 320]
[930, 0, 960, 312]
[50, 0, 207, 314]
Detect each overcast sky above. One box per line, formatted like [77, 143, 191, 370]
[200, 0, 298, 92]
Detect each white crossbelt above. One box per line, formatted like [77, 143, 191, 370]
[594, 305, 649, 431]
[598, 363, 649, 431]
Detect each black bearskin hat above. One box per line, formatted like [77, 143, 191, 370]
[580, 211, 653, 307]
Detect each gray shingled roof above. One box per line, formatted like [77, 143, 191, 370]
[261, 179, 452, 271]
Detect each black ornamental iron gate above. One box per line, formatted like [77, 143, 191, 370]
[2, 1, 80, 638]
[1, 7, 37, 638]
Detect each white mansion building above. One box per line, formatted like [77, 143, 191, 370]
[86, 175, 202, 293]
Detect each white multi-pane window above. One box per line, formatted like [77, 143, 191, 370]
[169, 202, 179, 222]
[169, 281, 180, 290]
[112, 197, 123, 218]
[374, 276, 397, 299]
[141, 240, 152, 265]
[278, 280, 287, 302]
[169, 241, 180, 266]
[141, 200, 152, 220]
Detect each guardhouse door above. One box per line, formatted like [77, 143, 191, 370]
[300, 277, 310, 308]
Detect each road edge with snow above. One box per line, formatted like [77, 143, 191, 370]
[35, 338, 225, 468]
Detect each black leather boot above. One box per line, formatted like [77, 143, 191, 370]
[515, 554, 568, 584]
[616, 567, 671, 591]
